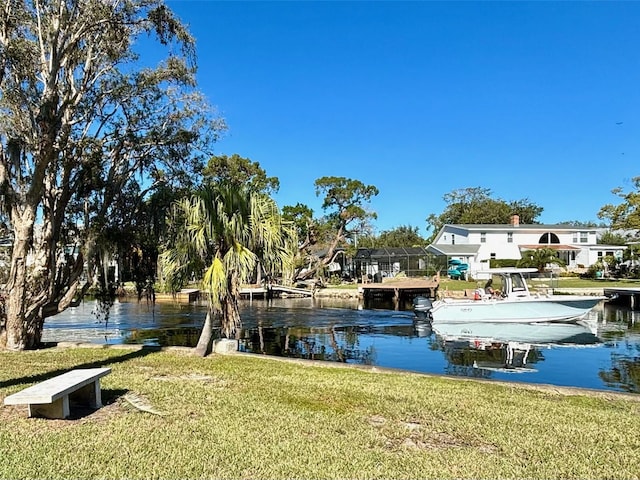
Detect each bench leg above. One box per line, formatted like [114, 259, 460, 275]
[26, 380, 103, 419]
[71, 380, 103, 408]
[28, 396, 70, 419]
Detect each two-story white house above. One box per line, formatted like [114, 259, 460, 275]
[427, 215, 626, 276]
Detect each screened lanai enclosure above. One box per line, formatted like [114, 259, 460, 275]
[353, 247, 445, 282]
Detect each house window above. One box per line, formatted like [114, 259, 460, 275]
[451, 234, 455, 245]
[507, 232, 513, 243]
[480, 232, 486, 243]
[597, 251, 603, 258]
[539, 232, 560, 244]
[572, 232, 578, 243]
[490, 253, 496, 259]
[378, 262, 391, 276]
[580, 232, 588, 243]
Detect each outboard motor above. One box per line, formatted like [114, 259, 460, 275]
[413, 295, 432, 311]
[413, 295, 433, 312]
[413, 295, 433, 319]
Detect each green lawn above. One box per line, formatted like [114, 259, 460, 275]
[1, 347, 639, 479]
[439, 276, 640, 291]
[325, 277, 640, 292]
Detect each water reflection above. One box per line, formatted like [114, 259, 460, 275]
[430, 321, 600, 377]
[237, 299, 413, 367]
[590, 305, 640, 393]
[42, 297, 640, 393]
[42, 299, 205, 346]
[242, 324, 377, 365]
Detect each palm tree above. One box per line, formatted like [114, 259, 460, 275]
[161, 183, 296, 356]
[517, 248, 565, 273]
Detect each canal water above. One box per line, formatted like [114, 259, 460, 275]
[42, 297, 640, 394]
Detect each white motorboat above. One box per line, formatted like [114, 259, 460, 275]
[413, 268, 605, 324]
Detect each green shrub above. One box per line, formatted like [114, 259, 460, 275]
[559, 271, 580, 277]
[489, 258, 519, 268]
[586, 262, 604, 279]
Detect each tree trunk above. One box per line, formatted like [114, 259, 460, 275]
[194, 309, 214, 357]
[3, 206, 41, 350]
[222, 278, 242, 338]
[255, 262, 263, 286]
[296, 227, 345, 281]
[1, 204, 91, 350]
[221, 295, 242, 338]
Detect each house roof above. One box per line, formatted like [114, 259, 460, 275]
[587, 245, 627, 250]
[426, 244, 480, 256]
[354, 247, 430, 259]
[445, 223, 602, 231]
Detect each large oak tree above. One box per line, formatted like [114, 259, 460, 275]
[375, 225, 426, 248]
[598, 176, 640, 237]
[202, 153, 280, 194]
[294, 176, 378, 281]
[426, 187, 543, 241]
[0, 0, 224, 350]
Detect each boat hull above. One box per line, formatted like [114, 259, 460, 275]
[429, 295, 604, 323]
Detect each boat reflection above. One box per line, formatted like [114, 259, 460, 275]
[429, 320, 601, 374]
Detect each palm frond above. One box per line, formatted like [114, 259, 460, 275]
[202, 256, 228, 310]
[223, 241, 258, 285]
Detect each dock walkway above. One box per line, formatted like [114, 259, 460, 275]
[239, 284, 314, 299]
[360, 278, 439, 308]
[603, 287, 640, 310]
[154, 289, 200, 302]
[239, 278, 439, 303]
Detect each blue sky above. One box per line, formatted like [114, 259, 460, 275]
[162, 1, 640, 236]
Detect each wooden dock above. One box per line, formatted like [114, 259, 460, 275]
[239, 286, 268, 300]
[270, 285, 314, 297]
[603, 287, 640, 310]
[154, 288, 200, 302]
[239, 284, 314, 299]
[239, 279, 439, 303]
[360, 278, 439, 308]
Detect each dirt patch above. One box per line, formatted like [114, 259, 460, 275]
[369, 416, 499, 453]
[151, 373, 215, 382]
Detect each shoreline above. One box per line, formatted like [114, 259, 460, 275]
[39, 341, 640, 402]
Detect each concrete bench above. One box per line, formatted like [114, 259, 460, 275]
[4, 368, 111, 419]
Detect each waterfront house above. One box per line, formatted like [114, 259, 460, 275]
[427, 215, 626, 276]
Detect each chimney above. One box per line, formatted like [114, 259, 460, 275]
[511, 214, 520, 227]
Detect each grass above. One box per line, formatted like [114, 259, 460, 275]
[324, 276, 640, 293]
[1, 346, 639, 479]
[547, 277, 640, 288]
[325, 283, 359, 289]
[439, 276, 640, 291]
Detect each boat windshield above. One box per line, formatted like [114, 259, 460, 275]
[508, 273, 528, 293]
